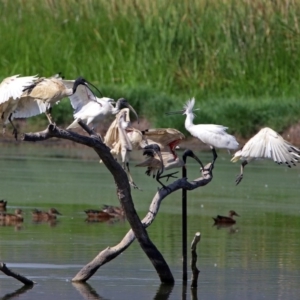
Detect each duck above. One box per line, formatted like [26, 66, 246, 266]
[102, 205, 125, 217]
[0, 199, 7, 210]
[0, 208, 23, 222]
[213, 210, 239, 224]
[84, 209, 113, 220]
[32, 208, 61, 221]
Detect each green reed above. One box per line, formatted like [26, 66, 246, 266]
[1, 0, 300, 137]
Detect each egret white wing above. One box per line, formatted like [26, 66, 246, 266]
[190, 124, 238, 149]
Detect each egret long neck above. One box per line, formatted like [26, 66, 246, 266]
[184, 112, 194, 130]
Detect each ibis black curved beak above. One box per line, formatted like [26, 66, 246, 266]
[182, 149, 204, 170]
[84, 79, 103, 97]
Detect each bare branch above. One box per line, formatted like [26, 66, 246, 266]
[190, 232, 201, 288]
[72, 164, 212, 282]
[23, 125, 175, 284]
[0, 262, 34, 286]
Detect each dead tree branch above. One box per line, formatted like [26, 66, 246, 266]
[190, 232, 201, 288]
[0, 262, 34, 286]
[22, 124, 174, 284]
[72, 164, 213, 282]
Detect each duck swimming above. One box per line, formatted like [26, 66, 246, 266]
[213, 210, 240, 224]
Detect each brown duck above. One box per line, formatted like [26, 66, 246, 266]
[32, 208, 61, 221]
[213, 210, 240, 224]
[84, 209, 113, 219]
[102, 205, 124, 217]
[0, 208, 23, 222]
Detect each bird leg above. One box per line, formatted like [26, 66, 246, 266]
[8, 113, 18, 140]
[211, 147, 218, 164]
[158, 171, 179, 181]
[235, 161, 248, 185]
[123, 162, 141, 190]
[45, 107, 55, 124]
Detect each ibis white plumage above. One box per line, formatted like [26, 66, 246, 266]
[23, 76, 100, 124]
[0, 74, 47, 139]
[231, 127, 300, 185]
[104, 107, 141, 189]
[167, 97, 239, 163]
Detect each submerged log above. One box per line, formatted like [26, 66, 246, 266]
[0, 262, 34, 286]
[22, 124, 174, 284]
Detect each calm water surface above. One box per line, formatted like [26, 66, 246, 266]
[0, 142, 300, 300]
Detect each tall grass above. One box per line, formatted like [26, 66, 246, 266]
[1, 0, 300, 137]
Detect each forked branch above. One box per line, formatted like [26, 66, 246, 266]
[22, 124, 175, 284]
[72, 164, 213, 282]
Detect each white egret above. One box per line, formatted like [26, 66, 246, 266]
[23, 76, 101, 124]
[0, 74, 43, 139]
[231, 127, 300, 185]
[166, 97, 239, 164]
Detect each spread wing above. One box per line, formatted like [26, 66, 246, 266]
[0, 75, 38, 104]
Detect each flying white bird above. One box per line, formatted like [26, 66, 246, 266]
[0, 74, 47, 139]
[166, 97, 239, 163]
[231, 127, 300, 185]
[22, 76, 100, 124]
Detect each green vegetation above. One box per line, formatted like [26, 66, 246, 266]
[1, 0, 300, 137]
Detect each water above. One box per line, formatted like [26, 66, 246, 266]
[0, 142, 300, 300]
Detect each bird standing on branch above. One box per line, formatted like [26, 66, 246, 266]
[166, 97, 239, 164]
[136, 143, 203, 190]
[23, 75, 101, 124]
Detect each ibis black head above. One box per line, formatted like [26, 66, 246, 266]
[143, 144, 161, 157]
[115, 98, 139, 123]
[72, 77, 103, 99]
[182, 149, 204, 169]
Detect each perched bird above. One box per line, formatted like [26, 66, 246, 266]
[136, 144, 203, 189]
[231, 127, 300, 185]
[23, 76, 101, 124]
[0, 74, 46, 139]
[63, 85, 137, 131]
[166, 98, 239, 164]
[0, 199, 7, 210]
[213, 210, 239, 224]
[0, 208, 23, 222]
[32, 208, 61, 221]
[104, 106, 141, 188]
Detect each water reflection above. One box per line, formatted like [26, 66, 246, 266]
[31, 219, 59, 227]
[213, 223, 239, 234]
[72, 282, 109, 300]
[0, 220, 23, 231]
[0, 285, 34, 300]
[153, 283, 174, 300]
